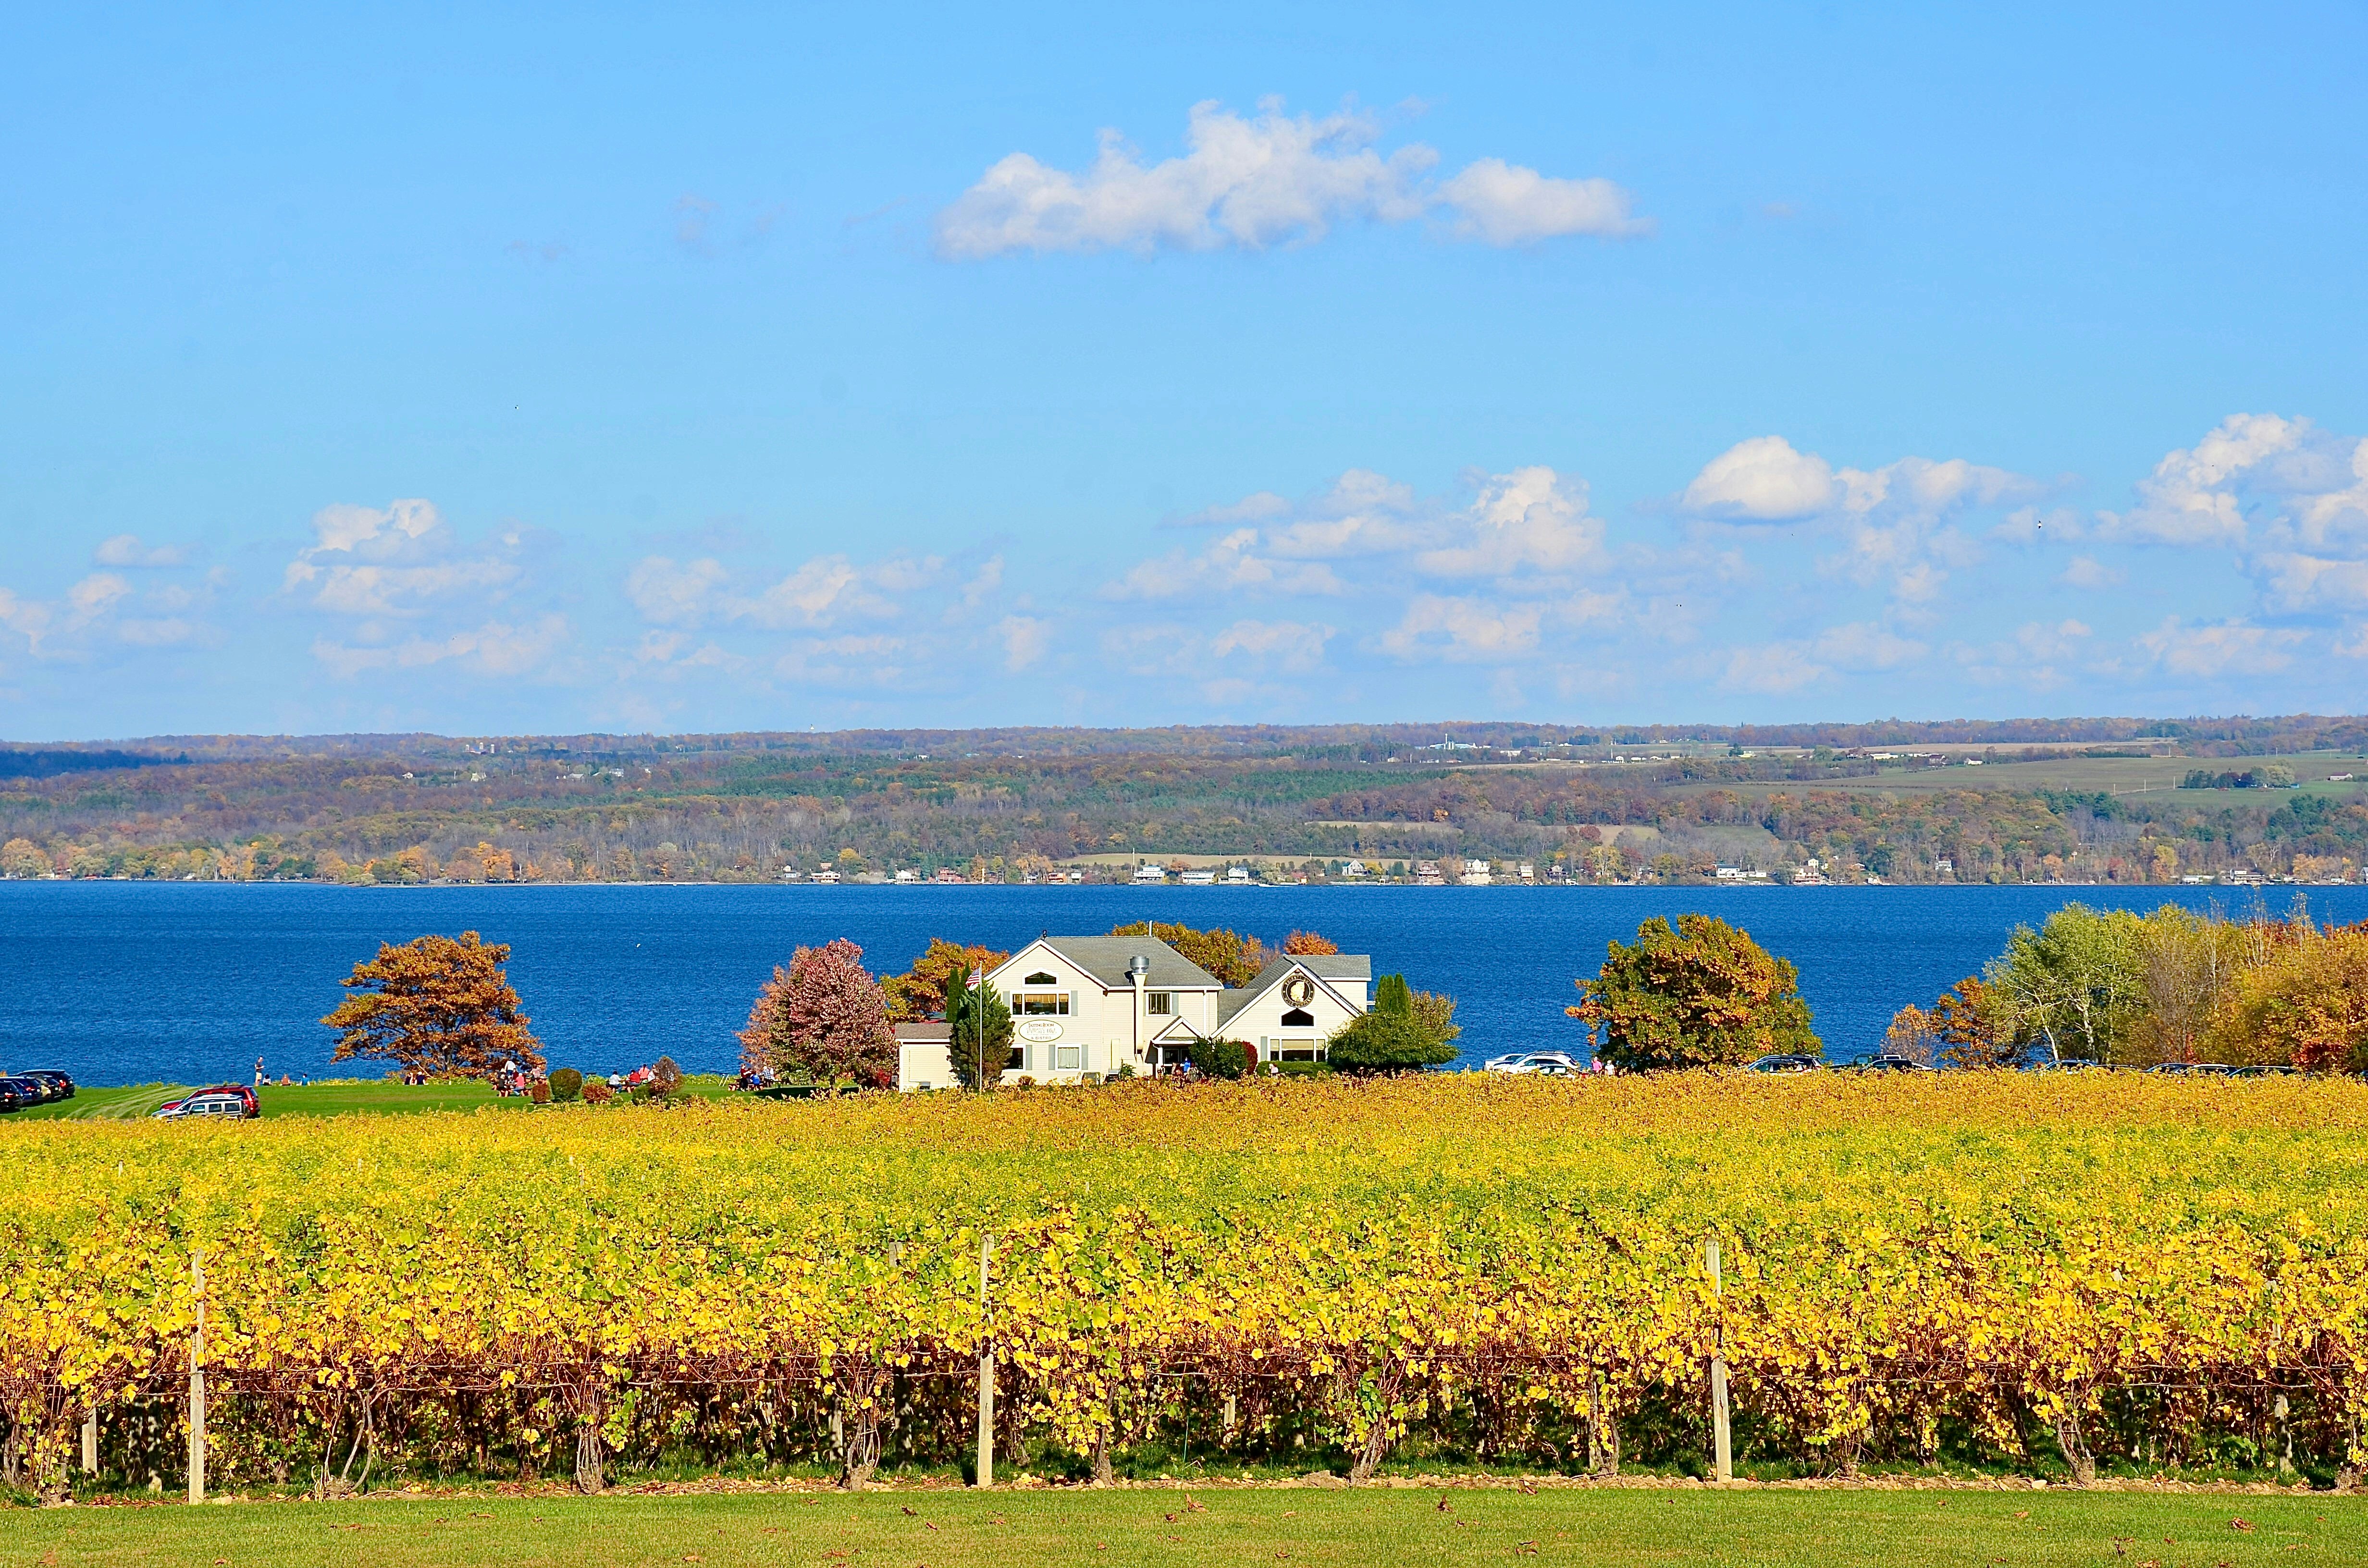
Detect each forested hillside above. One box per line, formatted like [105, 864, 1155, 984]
[3, 718, 2366, 886]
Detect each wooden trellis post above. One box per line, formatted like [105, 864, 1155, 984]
[81, 1407, 98, 1473]
[188, 1250, 207, 1504]
[1707, 1238, 1731, 1483]
[975, 1233, 995, 1488]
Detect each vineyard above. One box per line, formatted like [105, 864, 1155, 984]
[6, 1074, 2368, 1498]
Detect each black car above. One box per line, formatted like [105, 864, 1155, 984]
[0, 1078, 31, 1113]
[1, 1072, 55, 1103]
[18, 1069, 74, 1100]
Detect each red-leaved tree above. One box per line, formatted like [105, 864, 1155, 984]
[738, 938, 898, 1088]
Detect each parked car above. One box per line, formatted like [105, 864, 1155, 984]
[1851, 1054, 1931, 1072]
[0, 1073, 55, 1106]
[2023, 1057, 2106, 1071]
[1745, 1054, 1820, 1074]
[2231, 1064, 2299, 1078]
[1483, 1051, 1583, 1075]
[154, 1087, 259, 1120]
[2146, 1062, 2195, 1076]
[18, 1069, 74, 1099]
[0, 1079, 26, 1113]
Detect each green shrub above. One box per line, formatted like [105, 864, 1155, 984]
[549, 1067, 584, 1103]
[1326, 1010, 1457, 1075]
[1185, 1034, 1250, 1080]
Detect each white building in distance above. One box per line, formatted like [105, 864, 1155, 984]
[895, 934, 1372, 1089]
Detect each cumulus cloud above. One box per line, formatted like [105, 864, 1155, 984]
[936, 99, 1644, 257]
[94, 534, 188, 568]
[1209, 618, 1335, 673]
[1718, 643, 1827, 694]
[624, 552, 935, 630]
[1434, 158, 1651, 244]
[1378, 595, 1542, 662]
[2253, 551, 2368, 612]
[1954, 619, 2093, 689]
[1812, 621, 1928, 671]
[311, 615, 571, 681]
[2135, 617, 2305, 678]
[283, 498, 520, 617]
[1103, 529, 1344, 600]
[2098, 413, 2306, 547]
[1413, 467, 1605, 578]
[997, 615, 1051, 672]
[2057, 555, 2123, 589]
[1682, 437, 2039, 610]
[1681, 437, 1837, 521]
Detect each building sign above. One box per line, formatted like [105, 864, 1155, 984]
[1018, 1019, 1064, 1043]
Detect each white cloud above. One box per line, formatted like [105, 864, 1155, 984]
[312, 615, 571, 681]
[2057, 555, 2123, 589]
[2135, 616, 2304, 678]
[1413, 466, 1605, 578]
[94, 534, 188, 568]
[997, 615, 1051, 672]
[1681, 437, 1837, 521]
[623, 551, 931, 630]
[1435, 159, 1651, 245]
[1953, 619, 2093, 689]
[1378, 594, 1541, 662]
[1718, 643, 1827, 694]
[1812, 622, 1927, 671]
[283, 498, 518, 617]
[2097, 413, 2306, 547]
[625, 556, 731, 626]
[1209, 618, 1335, 673]
[1103, 529, 1344, 600]
[936, 99, 1644, 257]
[2253, 551, 2368, 612]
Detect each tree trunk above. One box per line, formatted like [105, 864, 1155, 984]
[1347, 1420, 1392, 1485]
[1586, 1379, 1620, 1477]
[1091, 1421, 1115, 1486]
[2052, 1407, 2096, 1488]
[575, 1421, 604, 1494]
[838, 1364, 884, 1491]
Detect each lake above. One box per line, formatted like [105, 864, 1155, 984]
[3, 881, 2359, 1087]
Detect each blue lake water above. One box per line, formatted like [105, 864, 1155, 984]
[3, 881, 2361, 1087]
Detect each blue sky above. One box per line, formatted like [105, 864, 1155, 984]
[4, 2, 2366, 738]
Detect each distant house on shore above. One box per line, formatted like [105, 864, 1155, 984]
[894, 934, 1372, 1088]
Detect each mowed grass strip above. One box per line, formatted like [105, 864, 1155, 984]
[7, 1077, 739, 1122]
[2, 1489, 2361, 1568]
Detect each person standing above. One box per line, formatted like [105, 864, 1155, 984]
[255, 1056, 265, 1088]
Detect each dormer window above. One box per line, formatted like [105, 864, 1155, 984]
[1280, 1008, 1314, 1027]
[1024, 971, 1059, 985]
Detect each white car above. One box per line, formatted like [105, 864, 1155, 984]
[1483, 1051, 1583, 1075]
[153, 1090, 256, 1120]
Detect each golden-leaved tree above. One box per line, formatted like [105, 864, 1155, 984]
[321, 931, 544, 1077]
[1569, 913, 1819, 1070]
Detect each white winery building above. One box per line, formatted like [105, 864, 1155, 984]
[896, 934, 1371, 1090]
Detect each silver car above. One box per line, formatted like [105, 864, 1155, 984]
[1483, 1051, 1585, 1075]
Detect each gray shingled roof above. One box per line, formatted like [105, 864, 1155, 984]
[1032, 937, 1223, 990]
[1214, 990, 1257, 1029]
[1299, 955, 1372, 981]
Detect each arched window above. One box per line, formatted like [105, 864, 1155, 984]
[1280, 1007, 1314, 1027]
[1024, 971, 1059, 985]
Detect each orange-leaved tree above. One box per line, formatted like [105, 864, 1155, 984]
[882, 937, 1011, 1023]
[321, 931, 543, 1077]
[1282, 930, 1339, 956]
[1568, 913, 1819, 1071]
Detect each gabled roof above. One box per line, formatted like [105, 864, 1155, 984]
[1215, 955, 1371, 1030]
[998, 937, 1223, 991]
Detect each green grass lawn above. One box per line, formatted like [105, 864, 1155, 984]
[0, 1486, 2357, 1567]
[8, 1076, 739, 1121]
